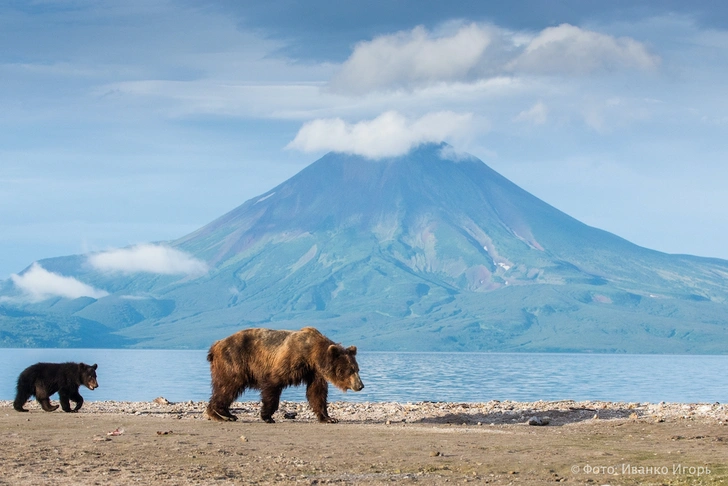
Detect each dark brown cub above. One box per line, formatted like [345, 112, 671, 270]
[14, 362, 98, 413]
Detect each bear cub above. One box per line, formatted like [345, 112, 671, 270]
[14, 362, 99, 413]
[206, 327, 363, 423]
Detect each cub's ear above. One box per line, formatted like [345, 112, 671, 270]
[327, 344, 341, 357]
[91, 363, 98, 370]
[347, 345, 357, 355]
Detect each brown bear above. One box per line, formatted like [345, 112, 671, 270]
[13, 362, 98, 413]
[206, 327, 363, 423]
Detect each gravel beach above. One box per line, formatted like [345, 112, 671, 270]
[1, 399, 726, 485]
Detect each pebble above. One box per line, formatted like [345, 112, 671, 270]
[527, 416, 550, 426]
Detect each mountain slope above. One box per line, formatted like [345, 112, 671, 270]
[2, 143, 727, 351]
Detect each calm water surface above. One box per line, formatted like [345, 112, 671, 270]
[1, 349, 726, 404]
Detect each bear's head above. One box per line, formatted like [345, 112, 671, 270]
[80, 363, 99, 390]
[324, 345, 364, 392]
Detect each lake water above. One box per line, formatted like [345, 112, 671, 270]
[1, 349, 726, 404]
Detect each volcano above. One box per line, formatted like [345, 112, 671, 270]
[2, 143, 728, 352]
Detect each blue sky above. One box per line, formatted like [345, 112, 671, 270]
[2, 0, 728, 279]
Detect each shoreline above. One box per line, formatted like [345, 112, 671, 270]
[2, 400, 726, 485]
[2, 399, 726, 425]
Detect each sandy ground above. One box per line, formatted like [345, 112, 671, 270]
[0, 399, 726, 485]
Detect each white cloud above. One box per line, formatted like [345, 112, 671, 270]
[329, 22, 659, 95]
[330, 23, 493, 95]
[97, 80, 330, 120]
[508, 24, 660, 75]
[437, 145, 479, 162]
[514, 101, 548, 125]
[286, 110, 474, 158]
[10, 263, 108, 301]
[88, 244, 208, 276]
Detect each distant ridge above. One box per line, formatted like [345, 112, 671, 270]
[2, 143, 728, 352]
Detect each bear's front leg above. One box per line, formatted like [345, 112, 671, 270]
[306, 376, 337, 423]
[58, 392, 74, 413]
[260, 385, 283, 423]
[70, 390, 84, 411]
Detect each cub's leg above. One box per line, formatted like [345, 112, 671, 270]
[70, 389, 84, 411]
[35, 384, 59, 412]
[58, 391, 73, 412]
[13, 388, 32, 412]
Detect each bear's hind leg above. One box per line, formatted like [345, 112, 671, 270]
[34, 384, 58, 412]
[38, 399, 59, 412]
[13, 375, 36, 412]
[36, 395, 59, 412]
[206, 401, 238, 422]
[206, 379, 242, 422]
[260, 385, 283, 423]
[206, 408, 237, 421]
[13, 389, 32, 412]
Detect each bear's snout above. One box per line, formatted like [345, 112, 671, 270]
[351, 373, 364, 392]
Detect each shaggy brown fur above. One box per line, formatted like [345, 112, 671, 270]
[206, 327, 363, 423]
[13, 362, 98, 413]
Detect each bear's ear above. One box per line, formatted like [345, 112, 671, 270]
[347, 345, 357, 356]
[327, 344, 341, 358]
[91, 363, 98, 370]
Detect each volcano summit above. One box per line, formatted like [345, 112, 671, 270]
[2, 143, 727, 352]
